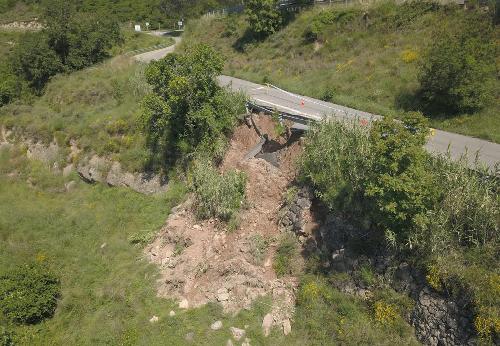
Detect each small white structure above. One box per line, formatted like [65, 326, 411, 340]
[134, 24, 141, 32]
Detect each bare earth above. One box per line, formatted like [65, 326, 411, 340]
[145, 115, 303, 330]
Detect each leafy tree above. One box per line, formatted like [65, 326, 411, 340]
[365, 112, 437, 247]
[244, 0, 282, 37]
[0, 64, 21, 106]
[0, 263, 60, 325]
[418, 11, 496, 114]
[141, 44, 245, 168]
[10, 33, 63, 93]
[43, 0, 122, 70]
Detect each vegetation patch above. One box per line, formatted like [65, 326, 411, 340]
[191, 159, 246, 223]
[0, 262, 60, 325]
[182, 1, 500, 142]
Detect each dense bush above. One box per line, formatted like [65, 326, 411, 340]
[141, 44, 245, 167]
[190, 159, 246, 222]
[365, 112, 437, 247]
[0, 263, 60, 325]
[44, 1, 122, 71]
[0, 64, 21, 106]
[418, 11, 496, 114]
[10, 32, 63, 93]
[244, 0, 282, 37]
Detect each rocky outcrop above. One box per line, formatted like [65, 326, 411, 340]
[411, 288, 475, 346]
[0, 127, 168, 195]
[77, 158, 168, 195]
[279, 186, 314, 236]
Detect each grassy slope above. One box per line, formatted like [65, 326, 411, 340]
[0, 148, 420, 345]
[181, 3, 500, 143]
[0, 30, 174, 173]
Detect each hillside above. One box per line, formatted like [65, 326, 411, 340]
[181, 1, 500, 142]
[0, 0, 241, 26]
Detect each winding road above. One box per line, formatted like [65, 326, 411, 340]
[135, 35, 500, 172]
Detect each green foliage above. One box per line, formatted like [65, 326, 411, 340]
[304, 7, 362, 42]
[293, 276, 419, 345]
[0, 64, 20, 106]
[300, 119, 372, 213]
[191, 159, 246, 222]
[244, 0, 282, 37]
[365, 112, 436, 247]
[141, 44, 245, 167]
[419, 11, 496, 114]
[0, 262, 60, 325]
[416, 156, 499, 250]
[10, 32, 63, 92]
[273, 233, 299, 277]
[0, 326, 14, 346]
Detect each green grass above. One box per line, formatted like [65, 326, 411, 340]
[0, 148, 278, 345]
[0, 56, 151, 172]
[181, 2, 500, 143]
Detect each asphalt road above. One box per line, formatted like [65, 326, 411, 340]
[135, 45, 500, 172]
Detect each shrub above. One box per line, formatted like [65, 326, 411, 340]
[0, 326, 14, 346]
[0, 263, 60, 324]
[374, 301, 398, 325]
[10, 32, 63, 93]
[191, 159, 246, 222]
[365, 112, 437, 247]
[418, 11, 496, 113]
[244, 0, 282, 37]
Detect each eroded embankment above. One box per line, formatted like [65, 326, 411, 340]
[145, 115, 304, 332]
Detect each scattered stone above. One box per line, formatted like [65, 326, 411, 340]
[226, 340, 234, 346]
[241, 337, 251, 346]
[169, 310, 176, 317]
[65, 180, 77, 192]
[100, 243, 107, 249]
[185, 332, 194, 342]
[179, 298, 189, 309]
[217, 292, 230, 302]
[63, 164, 74, 177]
[210, 320, 223, 330]
[262, 313, 273, 337]
[282, 319, 291, 335]
[193, 224, 202, 230]
[230, 327, 245, 341]
[149, 315, 159, 323]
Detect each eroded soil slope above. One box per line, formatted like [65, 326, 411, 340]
[145, 115, 303, 329]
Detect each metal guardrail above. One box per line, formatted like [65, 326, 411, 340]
[124, 42, 173, 56]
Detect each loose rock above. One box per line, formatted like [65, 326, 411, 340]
[149, 315, 159, 323]
[262, 313, 273, 337]
[169, 310, 176, 317]
[282, 319, 291, 335]
[210, 320, 223, 330]
[179, 298, 189, 309]
[230, 327, 245, 341]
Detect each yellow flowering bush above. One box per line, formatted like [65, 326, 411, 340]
[426, 264, 443, 292]
[374, 301, 398, 325]
[401, 49, 418, 63]
[474, 315, 500, 340]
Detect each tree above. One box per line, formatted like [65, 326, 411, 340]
[418, 12, 496, 114]
[10, 33, 62, 92]
[140, 44, 245, 168]
[364, 112, 437, 247]
[244, 0, 282, 37]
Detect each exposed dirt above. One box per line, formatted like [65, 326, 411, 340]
[145, 115, 304, 330]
